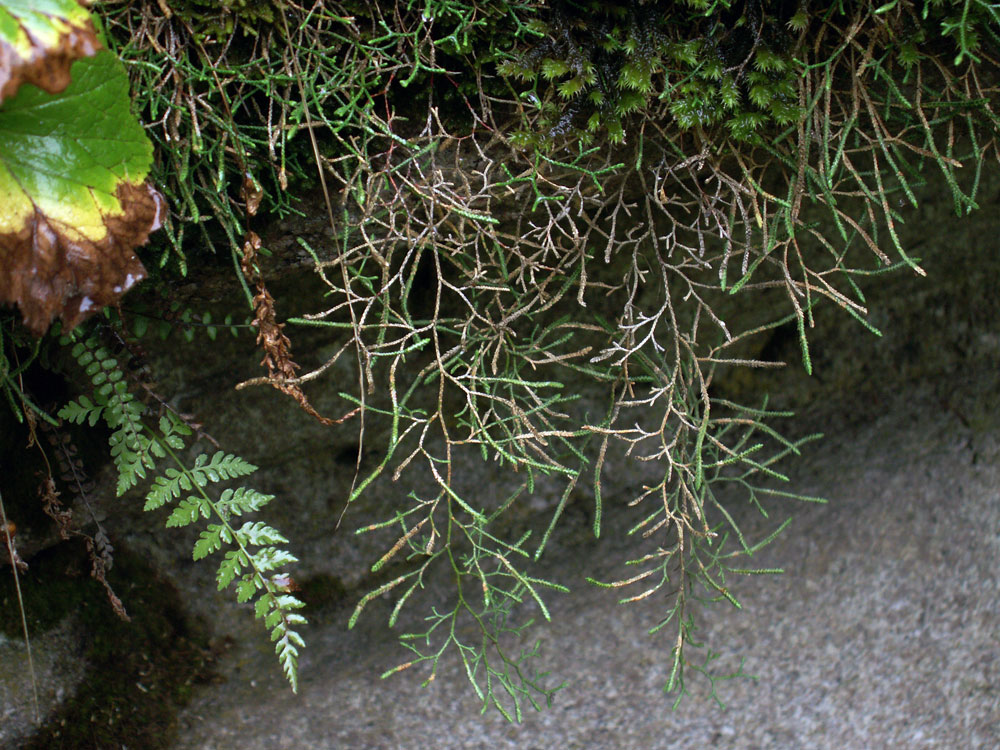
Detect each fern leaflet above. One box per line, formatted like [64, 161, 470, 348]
[58, 333, 307, 692]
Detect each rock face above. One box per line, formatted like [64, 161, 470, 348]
[160, 170, 999, 749]
[5, 167, 1000, 747]
[172, 371, 1000, 749]
[0, 616, 87, 748]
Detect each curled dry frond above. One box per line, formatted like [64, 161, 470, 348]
[240, 231, 336, 425]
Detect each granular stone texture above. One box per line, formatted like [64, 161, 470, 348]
[0, 617, 86, 747]
[161, 173, 1000, 750]
[168, 368, 1000, 749]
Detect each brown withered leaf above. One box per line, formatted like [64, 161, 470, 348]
[242, 172, 264, 216]
[37, 471, 130, 620]
[0, 0, 100, 104]
[38, 475, 73, 540]
[0, 181, 163, 336]
[241, 231, 336, 426]
[87, 530, 129, 621]
[0, 50, 163, 336]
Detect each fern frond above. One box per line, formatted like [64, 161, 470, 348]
[217, 487, 274, 516]
[145, 468, 193, 510]
[271, 613, 307, 693]
[165, 496, 211, 527]
[235, 575, 258, 603]
[60, 330, 307, 693]
[236, 521, 288, 547]
[194, 524, 234, 560]
[248, 546, 297, 573]
[109, 427, 153, 494]
[158, 413, 191, 447]
[189, 451, 258, 483]
[215, 547, 246, 586]
[58, 395, 104, 426]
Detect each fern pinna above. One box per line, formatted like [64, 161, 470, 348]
[58, 333, 306, 691]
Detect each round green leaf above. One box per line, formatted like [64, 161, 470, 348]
[0, 49, 163, 335]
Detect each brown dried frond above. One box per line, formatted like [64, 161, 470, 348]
[87, 531, 130, 622]
[38, 476, 73, 540]
[240, 231, 336, 426]
[46, 429, 96, 504]
[37, 471, 130, 620]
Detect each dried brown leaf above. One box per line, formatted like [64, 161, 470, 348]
[0, 181, 163, 336]
[0, 1, 99, 104]
[240, 232, 335, 426]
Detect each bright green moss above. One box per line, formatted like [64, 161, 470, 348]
[494, 0, 1000, 147]
[494, 0, 805, 146]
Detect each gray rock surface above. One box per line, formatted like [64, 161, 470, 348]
[156, 166, 1000, 750]
[8, 160, 1000, 749]
[0, 616, 86, 748]
[167, 365, 1000, 749]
